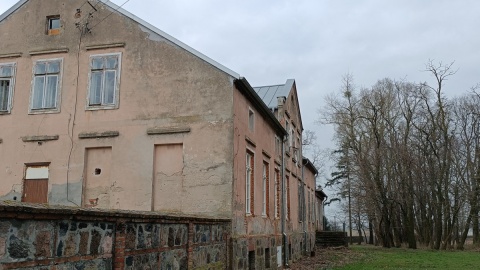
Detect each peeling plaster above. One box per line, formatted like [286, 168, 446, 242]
[48, 182, 82, 206]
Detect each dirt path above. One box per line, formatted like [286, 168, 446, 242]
[289, 247, 363, 270]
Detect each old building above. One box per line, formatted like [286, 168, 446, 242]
[0, 0, 322, 268]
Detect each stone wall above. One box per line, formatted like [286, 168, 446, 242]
[0, 202, 230, 269]
[230, 232, 316, 270]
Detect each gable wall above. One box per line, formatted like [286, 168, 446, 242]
[0, 0, 234, 217]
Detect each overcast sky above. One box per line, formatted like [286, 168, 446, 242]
[1, 0, 479, 186]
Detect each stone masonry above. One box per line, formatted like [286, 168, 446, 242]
[0, 202, 230, 270]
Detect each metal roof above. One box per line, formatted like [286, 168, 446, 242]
[253, 79, 295, 109]
[0, 0, 240, 79]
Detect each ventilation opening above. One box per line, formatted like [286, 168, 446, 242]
[248, 250, 255, 269]
[94, 168, 101, 175]
[265, 248, 271, 268]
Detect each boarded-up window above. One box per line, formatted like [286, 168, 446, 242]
[23, 165, 49, 203]
[83, 147, 112, 208]
[153, 144, 184, 212]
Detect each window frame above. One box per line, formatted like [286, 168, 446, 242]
[248, 108, 255, 132]
[246, 150, 255, 215]
[274, 168, 280, 219]
[46, 15, 61, 35]
[286, 175, 290, 220]
[86, 52, 122, 110]
[29, 58, 63, 114]
[0, 62, 16, 114]
[262, 161, 270, 217]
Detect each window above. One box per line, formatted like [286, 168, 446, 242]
[88, 53, 121, 109]
[248, 108, 255, 131]
[0, 63, 15, 114]
[23, 164, 49, 203]
[246, 151, 254, 214]
[262, 162, 269, 216]
[286, 175, 290, 220]
[30, 59, 62, 112]
[47, 16, 60, 35]
[297, 136, 301, 162]
[274, 169, 280, 218]
[285, 121, 290, 149]
[298, 181, 303, 222]
[265, 248, 271, 268]
[274, 135, 282, 157]
[290, 125, 295, 154]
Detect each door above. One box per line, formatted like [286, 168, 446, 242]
[22, 165, 49, 203]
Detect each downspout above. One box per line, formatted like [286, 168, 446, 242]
[281, 135, 288, 267]
[301, 159, 307, 255]
[322, 195, 328, 230]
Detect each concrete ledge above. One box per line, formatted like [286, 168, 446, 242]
[0, 52, 22, 58]
[147, 126, 191, 135]
[79, 131, 119, 139]
[22, 135, 59, 142]
[262, 149, 272, 159]
[245, 136, 256, 148]
[0, 201, 231, 223]
[85, 43, 126, 51]
[29, 48, 69, 56]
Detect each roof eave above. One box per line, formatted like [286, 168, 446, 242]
[0, 0, 28, 23]
[302, 157, 318, 175]
[100, 0, 240, 79]
[235, 78, 288, 137]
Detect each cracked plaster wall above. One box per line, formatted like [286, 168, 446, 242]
[0, 0, 234, 217]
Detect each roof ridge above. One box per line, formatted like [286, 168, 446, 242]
[253, 83, 285, 89]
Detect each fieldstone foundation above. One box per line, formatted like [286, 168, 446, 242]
[0, 202, 230, 270]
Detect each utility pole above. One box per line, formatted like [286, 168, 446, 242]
[346, 148, 352, 245]
[348, 170, 352, 245]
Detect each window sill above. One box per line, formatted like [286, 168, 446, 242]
[86, 105, 118, 111]
[28, 108, 60, 115]
[0, 111, 11, 115]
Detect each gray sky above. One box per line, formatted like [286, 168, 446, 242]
[1, 0, 480, 180]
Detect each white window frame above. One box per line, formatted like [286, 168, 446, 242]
[29, 58, 63, 114]
[0, 62, 16, 114]
[86, 52, 122, 110]
[274, 169, 279, 219]
[297, 135, 301, 164]
[285, 121, 290, 148]
[262, 162, 268, 217]
[246, 151, 254, 214]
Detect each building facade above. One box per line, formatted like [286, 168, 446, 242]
[0, 0, 323, 268]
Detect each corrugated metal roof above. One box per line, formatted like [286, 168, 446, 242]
[253, 79, 295, 109]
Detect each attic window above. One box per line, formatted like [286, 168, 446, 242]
[47, 16, 61, 35]
[248, 109, 255, 132]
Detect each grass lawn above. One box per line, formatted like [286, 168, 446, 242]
[335, 245, 480, 270]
